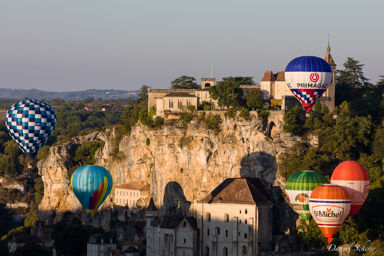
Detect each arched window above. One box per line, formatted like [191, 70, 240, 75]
[206, 212, 211, 222]
[244, 233, 248, 239]
[223, 247, 228, 256]
[245, 208, 248, 214]
[204, 246, 209, 256]
[205, 83, 211, 88]
[242, 245, 247, 255]
[245, 219, 247, 224]
[224, 213, 229, 223]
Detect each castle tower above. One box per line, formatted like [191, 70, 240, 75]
[146, 198, 158, 256]
[322, 43, 337, 111]
[201, 78, 215, 89]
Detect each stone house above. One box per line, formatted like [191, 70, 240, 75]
[114, 182, 150, 210]
[194, 178, 274, 256]
[146, 198, 199, 256]
[8, 234, 43, 254]
[87, 233, 117, 256]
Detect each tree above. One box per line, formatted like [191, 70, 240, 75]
[209, 80, 243, 108]
[170, 76, 200, 89]
[336, 58, 369, 105]
[222, 76, 255, 85]
[53, 224, 89, 256]
[245, 90, 263, 110]
[283, 104, 304, 135]
[138, 85, 149, 103]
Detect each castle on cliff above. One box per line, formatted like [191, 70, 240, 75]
[148, 44, 336, 116]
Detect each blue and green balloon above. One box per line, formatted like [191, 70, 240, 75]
[71, 165, 113, 217]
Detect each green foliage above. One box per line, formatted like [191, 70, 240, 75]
[148, 106, 156, 119]
[36, 146, 50, 161]
[222, 76, 255, 85]
[154, 116, 165, 127]
[187, 104, 195, 113]
[197, 101, 213, 111]
[297, 218, 327, 249]
[209, 80, 243, 108]
[180, 168, 184, 174]
[69, 141, 105, 176]
[338, 218, 360, 244]
[321, 102, 372, 160]
[0, 206, 14, 238]
[146, 138, 150, 146]
[245, 90, 263, 110]
[283, 104, 304, 135]
[0, 140, 24, 177]
[139, 106, 153, 127]
[170, 75, 200, 89]
[204, 114, 222, 131]
[239, 108, 250, 120]
[258, 109, 270, 120]
[225, 108, 236, 118]
[181, 112, 193, 124]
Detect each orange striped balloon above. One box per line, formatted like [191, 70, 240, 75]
[331, 161, 369, 216]
[309, 184, 351, 243]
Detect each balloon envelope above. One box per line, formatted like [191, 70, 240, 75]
[285, 170, 328, 221]
[331, 161, 369, 216]
[309, 184, 351, 243]
[71, 165, 113, 217]
[285, 56, 333, 111]
[5, 99, 56, 156]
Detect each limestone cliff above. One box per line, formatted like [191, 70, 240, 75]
[37, 111, 299, 227]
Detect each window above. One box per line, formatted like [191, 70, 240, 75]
[242, 246, 247, 255]
[244, 233, 248, 239]
[224, 214, 229, 223]
[245, 219, 247, 224]
[204, 246, 209, 256]
[215, 227, 220, 236]
[169, 99, 174, 108]
[184, 221, 187, 227]
[186, 99, 191, 106]
[223, 247, 228, 256]
[239, 210, 242, 214]
[225, 230, 228, 237]
[245, 209, 248, 214]
[178, 99, 183, 108]
[239, 220, 241, 224]
[206, 212, 211, 222]
[183, 238, 186, 243]
[207, 228, 210, 236]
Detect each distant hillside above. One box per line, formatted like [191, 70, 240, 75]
[0, 88, 140, 101]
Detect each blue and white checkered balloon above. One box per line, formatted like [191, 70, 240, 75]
[5, 99, 56, 155]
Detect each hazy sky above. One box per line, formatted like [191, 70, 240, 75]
[0, 0, 383, 91]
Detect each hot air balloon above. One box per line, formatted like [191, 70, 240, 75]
[71, 165, 113, 217]
[309, 184, 351, 243]
[331, 161, 369, 216]
[285, 170, 328, 223]
[285, 56, 333, 111]
[5, 99, 56, 164]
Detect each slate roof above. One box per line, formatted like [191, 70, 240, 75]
[146, 198, 158, 212]
[198, 178, 273, 205]
[160, 215, 184, 229]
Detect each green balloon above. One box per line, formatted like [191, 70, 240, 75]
[285, 170, 328, 220]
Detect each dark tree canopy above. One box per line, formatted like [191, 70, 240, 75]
[208, 80, 243, 108]
[222, 76, 255, 85]
[245, 90, 263, 110]
[170, 76, 200, 89]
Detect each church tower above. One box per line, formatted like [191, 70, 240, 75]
[201, 78, 215, 89]
[321, 43, 337, 111]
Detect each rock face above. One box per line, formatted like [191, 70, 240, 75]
[37, 111, 299, 228]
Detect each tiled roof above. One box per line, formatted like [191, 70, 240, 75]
[261, 71, 275, 81]
[164, 92, 196, 97]
[275, 71, 285, 81]
[115, 182, 149, 191]
[198, 178, 273, 205]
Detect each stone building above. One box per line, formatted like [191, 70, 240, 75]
[148, 78, 217, 117]
[260, 44, 337, 111]
[194, 178, 273, 256]
[87, 234, 117, 256]
[146, 198, 199, 256]
[114, 182, 150, 209]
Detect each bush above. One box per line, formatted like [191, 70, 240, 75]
[146, 138, 150, 146]
[204, 114, 222, 131]
[154, 116, 164, 127]
[239, 108, 250, 120]
[182, 113, 193, 124]
[225, 108, 236, 118]
[258, 110, 270, 120]
[283, 104, 304, 135]
[187, 105, 195, 113]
